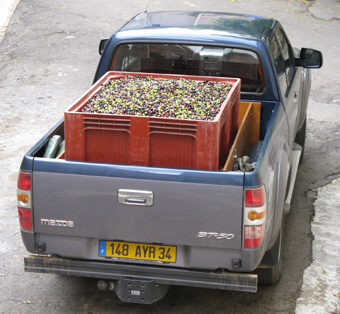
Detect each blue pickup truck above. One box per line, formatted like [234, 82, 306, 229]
[17, 11, 322, 304]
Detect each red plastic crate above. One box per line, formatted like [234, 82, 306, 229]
[64, 71, 240, 170]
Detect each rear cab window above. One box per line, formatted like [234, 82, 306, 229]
[111, 43, 265, 94]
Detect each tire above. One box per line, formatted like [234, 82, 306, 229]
[295, 116, 306, 164]
[255, 217, 284, 285]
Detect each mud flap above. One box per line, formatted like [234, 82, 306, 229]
[115, 277, 169, 304]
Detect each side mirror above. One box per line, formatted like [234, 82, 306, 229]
[99, 39, 109, 55]
[299, 48, 323, 69]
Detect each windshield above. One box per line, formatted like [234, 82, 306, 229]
[111, 43, 265, 93]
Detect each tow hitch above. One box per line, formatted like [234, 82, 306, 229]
[97, 278, 170, 304]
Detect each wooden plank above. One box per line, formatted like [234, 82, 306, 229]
[238, 101, 250, 127]
[250, 102, 261, 145]
[56, 150, 65, 159]
[223, 103, 252, 171]
[223, 102, 261, 171]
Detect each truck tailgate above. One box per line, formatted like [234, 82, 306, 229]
[32, 159, 244, 251]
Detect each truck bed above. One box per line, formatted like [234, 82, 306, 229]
[21, 102, 264, 271]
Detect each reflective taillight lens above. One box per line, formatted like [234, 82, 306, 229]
[17, 193, 29, 204]
[244, 225, 265, 248]
[244, 186, 267, 248]
[245, 188, 265, 207]
[18, 172, 31, 191]
[248, 210, 266, 221]
[18, 207, 32, 230]
[17, 171, 33, 231]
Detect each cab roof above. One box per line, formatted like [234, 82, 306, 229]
[119, 11, 274, 41]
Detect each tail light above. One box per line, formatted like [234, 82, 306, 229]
[243, 186, 266, 248]
[245, 188, 265, 207]
[17, 171, 33, 231]
[18, 207, 33, 230]
[18, 172, 31, 190]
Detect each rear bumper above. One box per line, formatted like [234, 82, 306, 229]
[24, 255, 257, 293]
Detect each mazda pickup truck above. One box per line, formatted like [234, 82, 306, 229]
[17, 11, 322, 304]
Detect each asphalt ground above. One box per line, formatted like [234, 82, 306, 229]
[0, 0, 20, 42]
[0, 0, 339, 313]
[296, 177, 340, 313]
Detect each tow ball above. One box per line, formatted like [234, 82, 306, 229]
[97, 278, 170, 304]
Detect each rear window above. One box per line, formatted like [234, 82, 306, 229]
[111, 44, 265, 93]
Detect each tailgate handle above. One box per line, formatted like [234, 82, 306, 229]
[125, 198, 146, 204]
[118, 189, 153, 207]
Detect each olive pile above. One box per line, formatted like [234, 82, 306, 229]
[82, 75, 231, 121]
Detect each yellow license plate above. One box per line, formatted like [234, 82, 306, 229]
[99, 240, 177, 263]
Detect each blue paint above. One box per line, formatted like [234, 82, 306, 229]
[99, 241, 107, 256]
[31, 157, 244, 186]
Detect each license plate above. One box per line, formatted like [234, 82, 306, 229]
[99, 240, 177, 263]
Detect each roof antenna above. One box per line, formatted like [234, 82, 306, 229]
[145, 0, 152, 12]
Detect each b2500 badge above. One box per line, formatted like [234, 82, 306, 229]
[197, 232, 235, 240]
